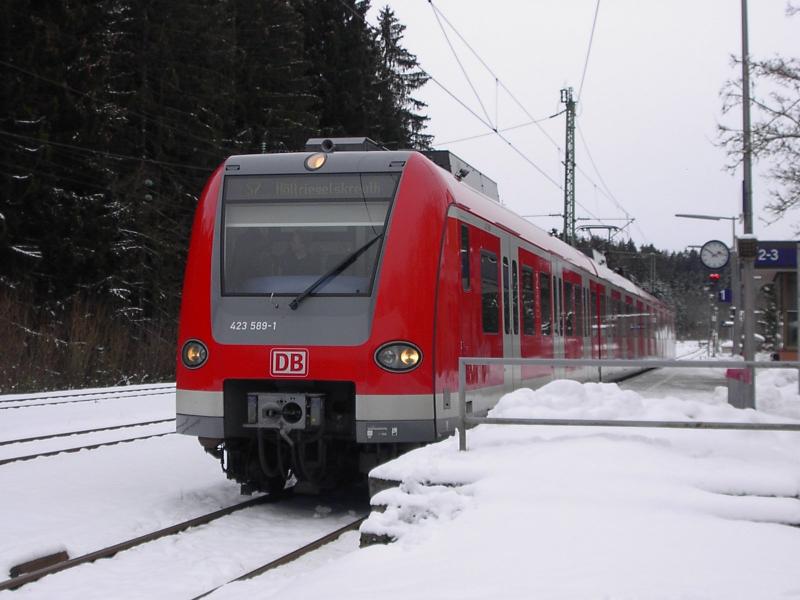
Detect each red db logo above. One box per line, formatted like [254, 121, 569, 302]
[270, 349, 308, 377]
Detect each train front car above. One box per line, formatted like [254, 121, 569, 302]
[176, 139, 446, 493]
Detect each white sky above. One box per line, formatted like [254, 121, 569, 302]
[373, 1, 798, 251]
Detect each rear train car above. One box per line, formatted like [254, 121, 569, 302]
[176, 137, 675, 493]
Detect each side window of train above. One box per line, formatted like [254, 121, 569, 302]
[590, 290, 598, 335]
[522, 266, 535, 335]
[540, 272, 552, 336]
[480, 250, 499, 334]
[502, 257, 511, 335]
[460, 224, 470, 291]
[575, 284, 583, 338]
[512, 260, 519, 335]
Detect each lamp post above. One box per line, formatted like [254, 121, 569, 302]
[739, 0, 757, 409]
[675, 214, 740, 355]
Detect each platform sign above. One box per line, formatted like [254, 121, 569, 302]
[755, 241, 797, 269]
[718, 288, 732, 303]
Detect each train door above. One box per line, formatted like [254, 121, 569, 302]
[551, 263, 565, 370]
[518, 247, 553, 385]
[582, 283, 591, 359]
[562, 268, 583, 364]
[609, 290, 622, 359]
[636, 300, 645, 357]
[468, 227, 504, 405]
[624, 296, 634, 358]
[500, 235, 521, 391]
[589, 280, 604, 359]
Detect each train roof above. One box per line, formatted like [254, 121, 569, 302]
[414, 151, 663, 306]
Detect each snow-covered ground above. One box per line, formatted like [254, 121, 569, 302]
[2, 343, 800, 598]
[0, 389, 359, 599]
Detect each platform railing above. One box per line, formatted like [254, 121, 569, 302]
[456, 357, 800, 451]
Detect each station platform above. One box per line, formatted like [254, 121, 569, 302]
[617, 365, 727, 401]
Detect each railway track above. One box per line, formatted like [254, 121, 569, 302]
[0, 495, 278, 592]
[191, 515, 367, 600]
[0, 383, 175, 404]
[0, 418, 176, 448]
[0, 388, 175, 411]
[0, 492, 366, 595]
[0, 432, 176, 466]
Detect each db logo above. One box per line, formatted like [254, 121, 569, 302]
[270, 348, 308, 377]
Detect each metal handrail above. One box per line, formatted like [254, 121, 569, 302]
[456, 357, 800, 451]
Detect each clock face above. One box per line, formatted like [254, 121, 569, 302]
[700, 240, 730, 269]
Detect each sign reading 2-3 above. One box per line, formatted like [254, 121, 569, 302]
[758, 247, 779, 262]
[754, 241, 797, 269]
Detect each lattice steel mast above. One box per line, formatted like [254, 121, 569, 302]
[561, 87, 576, 246]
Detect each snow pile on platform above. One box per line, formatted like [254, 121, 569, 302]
[284, 374, 800, 600]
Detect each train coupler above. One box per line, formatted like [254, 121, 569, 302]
[243, 392, 324, 431]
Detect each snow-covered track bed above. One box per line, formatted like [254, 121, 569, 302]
[0, 385, 175, 410]
[676, 346, 707, 360]
[0, 383, 176, 457]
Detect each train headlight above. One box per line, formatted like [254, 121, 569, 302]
[181, 340, 208, 369]
[304, 152, 327, 170]
[375, 342, 422, 372]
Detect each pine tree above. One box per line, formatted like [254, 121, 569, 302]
[374, 6, 431, 149]
[297, 0, 381, 138]
[228, 0, 316, 153]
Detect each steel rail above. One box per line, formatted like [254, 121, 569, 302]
[0, 495, 278, 592]
[0, 384, 175, 404]
[0, 432, 175, 466]
[0, 390, 175, 411]
[191, 516, 367, 600]
[0, 418, 176, 447]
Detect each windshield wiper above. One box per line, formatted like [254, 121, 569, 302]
[289, 233, 384, 311]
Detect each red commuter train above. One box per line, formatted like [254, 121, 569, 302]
[176, 137, 675, 493]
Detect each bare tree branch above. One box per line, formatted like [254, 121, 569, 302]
[718, 44, 800, 222]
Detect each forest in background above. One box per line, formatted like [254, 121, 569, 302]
[1, 1, 717, 393]
[1, 0, 430, 392]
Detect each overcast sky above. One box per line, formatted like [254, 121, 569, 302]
[372, 1, 797, 252]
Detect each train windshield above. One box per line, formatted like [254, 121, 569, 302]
[222, 172, 399, 296]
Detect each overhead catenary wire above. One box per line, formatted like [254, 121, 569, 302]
[337, 0, 564, 192]
[436, 111, 565, 146]
[576, 125, 648, 242]
[422, 1, 650, 238]
[428, 0, 564, 153]
[577, 0, 601, 104]
[429, 3, 494, 127]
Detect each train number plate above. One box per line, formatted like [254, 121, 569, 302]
[270, 349, 308, 377]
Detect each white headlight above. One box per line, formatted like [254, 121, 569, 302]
[375, 342, 422, 372]
[181, 340, 208, 368]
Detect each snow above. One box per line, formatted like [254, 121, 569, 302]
[2, 344, 800, 598]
